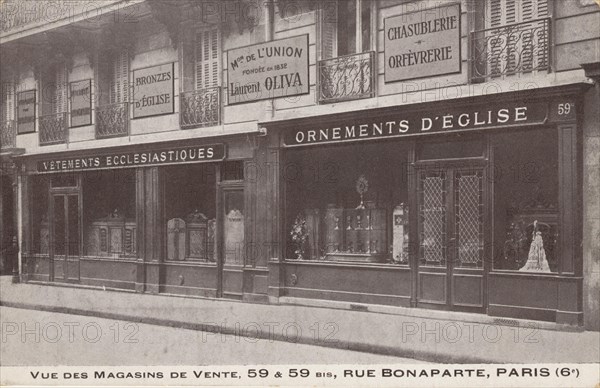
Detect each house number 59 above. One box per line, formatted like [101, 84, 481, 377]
[557, 103, 572, 115]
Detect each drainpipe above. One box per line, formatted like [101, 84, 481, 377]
[264, 1, 275, 121]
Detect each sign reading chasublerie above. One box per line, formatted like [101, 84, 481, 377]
[36, 144, 225, 173]
[384, 3, 461, 82]
[227, 35, 309, 104]
[284, 102, 548, 147]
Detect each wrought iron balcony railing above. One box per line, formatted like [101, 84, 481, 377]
[471, 18, 551, 81]
[318, 51, 375, 104]
[39, 112, 68, 146]
[96, 102, 129, 139]
[180, 87, 221, 129]
[0, 120, 16, 149]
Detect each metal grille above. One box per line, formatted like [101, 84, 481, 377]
[0, 120, 15, 149]
[471, 18, 550, 80]
[455, 172, 484, 267]
[39, 112, 67, 145]
[419, 173, 446, 265]
[180, 87, 220, 129]
[96, 102, 128, 139]
[318, 51, 375, 104]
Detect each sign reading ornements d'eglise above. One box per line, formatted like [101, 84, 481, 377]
[284, 102, 549, 147]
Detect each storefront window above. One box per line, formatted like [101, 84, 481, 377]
[164, 164, 217, 262]
[83, 170, 136, 259]
[285, 141, 410, 264]
[492, 128, 559, 272]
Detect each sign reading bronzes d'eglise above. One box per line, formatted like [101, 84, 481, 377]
[36, 144, 225, 173]
[132, 62, 174, 119]
[284, 102, 549, 147]
[70, 79, 92, 127]
[227, 34, 309, 104]
[384, 3, 461, 82]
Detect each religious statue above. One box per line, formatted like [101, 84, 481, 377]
[519, 220, 551, 273]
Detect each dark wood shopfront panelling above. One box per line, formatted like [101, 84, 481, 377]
[266, 86, 585, 323]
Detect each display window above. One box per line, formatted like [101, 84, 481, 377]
[82, 170, 136, 259]
[285, 141, 411, 264]
[163, 164, 217, 262]
[491, 127, 559, 273]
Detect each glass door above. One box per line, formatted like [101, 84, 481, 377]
[50, 193, 81, 282]
[416, 165, 487, 311]
[218, 186, 245, 299]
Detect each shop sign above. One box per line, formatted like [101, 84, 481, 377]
[284, 102, 548, 147]
[17, 90, 36, 134]
[384, 3, 461, 82]
[36, 144, 225, 173]
[227, 34, 309, 104]
[132, 62, 174, 119]
[69, 79, 92, 127]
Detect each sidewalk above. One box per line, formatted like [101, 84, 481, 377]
[1, 277, 598, 364]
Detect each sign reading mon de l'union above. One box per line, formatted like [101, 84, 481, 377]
[132, 62, 174, 119]
[227, 34, 309, 104]
[384, 3, 461, 82]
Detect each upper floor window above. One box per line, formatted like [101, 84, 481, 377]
[486, 0, 549, 28]
[40, 63, 68, 116]
[37, 63, 69, 145]
[320, 0, 373, 60]
[180, 25, 221, 129]
[317, 0, 376, 104]
[95, 50, 130, 139]
[472, 0, 551, 80]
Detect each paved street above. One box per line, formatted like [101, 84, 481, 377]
[0, 307, 426, 366]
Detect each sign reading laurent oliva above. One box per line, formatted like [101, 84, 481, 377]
[284, 102, 548, 147]
[384, 3, 461, 82]
[227, 34, 309, 104]
[36, 144, 225, 173]
[132, 62, 174, 118]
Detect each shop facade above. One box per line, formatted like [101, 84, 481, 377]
[2, 0, 599, 330]
[265, 85, 586, 325]
[17, 135, 272, 300]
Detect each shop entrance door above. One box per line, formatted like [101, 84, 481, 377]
[50, 193, 81, 282]
[217, 185, 245, 299]
[416, 165, 487, 312]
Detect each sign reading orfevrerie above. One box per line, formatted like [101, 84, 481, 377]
[384, 3, 461, 82]
[69, 79, 92, 127]
[227, 34, 309, 104]
[132, 62, 174, 119]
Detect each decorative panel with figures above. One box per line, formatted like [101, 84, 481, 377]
[166, 211, 216, 262]
[86, 209, 137, 258]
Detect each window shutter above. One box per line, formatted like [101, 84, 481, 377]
[320, 1, 337, 60]
[111, 51, 129, 104]
[54, 64, 67, 114]
[486, 0, 548, 75]
[1, 82, 15, 122]
[195, 27, 220, 90]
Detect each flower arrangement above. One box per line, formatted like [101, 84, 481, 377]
[290, 213, 309, 260]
